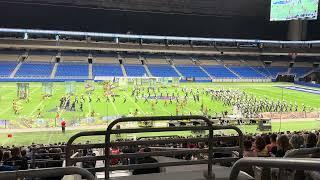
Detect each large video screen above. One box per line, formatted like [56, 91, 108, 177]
[270, 0, 319, 21]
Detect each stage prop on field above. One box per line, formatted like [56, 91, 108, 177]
[42, 82, 53, 96]
[138, 121, 154, 128]
[160, 77, 169, 86]
[17, 83, 29, 99]
[118, 78, 129, 90]
[171, 77, 180, 87]
[65, 81, 76, 94]
[85, 80, 95, 94]
[133, 78, 143, 86]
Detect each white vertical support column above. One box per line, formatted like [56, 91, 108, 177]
[88, 64, 93, 79]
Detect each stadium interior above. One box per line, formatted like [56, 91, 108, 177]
[0, 0, 320, 180]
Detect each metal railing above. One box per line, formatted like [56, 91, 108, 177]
[0, 166, 95, 180]
[229, 158, 320, 180]
[65, 115, 244, 180]
[284, 147, 320, 158]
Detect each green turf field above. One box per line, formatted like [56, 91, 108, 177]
[0, 82, 319, 146]
[270, 0, 318, 21]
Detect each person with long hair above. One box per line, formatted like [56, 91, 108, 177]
[254, 136, 269, 157]
[306, 133, 317, 148]
[276, 135, 292, 157]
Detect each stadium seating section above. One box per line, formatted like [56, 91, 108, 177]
[93, 64, 123, 77]
[125, 65, 147, 77]
[175, 65, 208, 78]
[16, 63, 54, 77]
[0, 53, 319, 81]
[56, 63, 88, 78]
[203, 65, 238, 78]
[148, 64, 180, 77]
[291, 67, 313, 77]
[228, 66, 265, 78]
[0, 62, 17, 77]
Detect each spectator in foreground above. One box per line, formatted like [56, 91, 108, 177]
[306, 133, 317, 148]
[254, 136, 269, 157]
[9, 147, 28, 170]
[267, 134, 277, 154]
[2, 150, 12, 166]
[132, 148, 160, 175]
[0, 149, 15, 171]
[289, 134, 305, 149]
[275, 135, 291, 157]
[243, 140, 256, 157]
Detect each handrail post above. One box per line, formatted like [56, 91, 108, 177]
[104, 115, 216, 180]
[31, 148, 36, 169]
[207, 126, 214, 180]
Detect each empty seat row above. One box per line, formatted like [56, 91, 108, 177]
[176, 65, 208, 78]
[0, 62, 17, 76]
[16, 63, 54, 77]
[148, 65, 179, 77]
[125, 65, 147, 77]
[228, 66, 265, 78]
[203, 65, 238, 78]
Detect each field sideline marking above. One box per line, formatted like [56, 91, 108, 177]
[47, 133, 53, 144]
[123, 91, 146, 115]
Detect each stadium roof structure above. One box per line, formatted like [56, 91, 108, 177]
[0, 0, 319, 40]
[1, 28, 320, 56]
[1, 28, 320, 45]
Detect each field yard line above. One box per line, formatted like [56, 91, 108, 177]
[110, 101, 120, 116]
[25, 87, 45, 117]
[28, 101, 45, 117]
[0, 106, 13, 116]
[47, 133, 53, 144]
[87, 97, 92, 113]
[123, 92, 146, 115]
[157, 103, 171, 114]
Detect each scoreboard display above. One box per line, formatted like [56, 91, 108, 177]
[270, 0, 319, 21]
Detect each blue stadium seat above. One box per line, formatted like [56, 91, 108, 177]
[175, 65, 208, 78]
[266, 67, 288, 78]
[0, 62, 17, 77]
[203, 65, 237, 78]
[253, 66, 271, 77]
[56, 63, 88, 77]
[16, 63, 53, 77]
[291, 67, 313, 77]
[148, 65, 179, 77]
[93, 64, 123, 77]
[228, 66, 265, 78]
[125, 65, 147, 77]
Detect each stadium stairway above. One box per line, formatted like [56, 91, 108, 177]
[199, 65, 213, 80]
[249, 66, 267, 78]
[171, 65, 183, 77]
[9, 61, 22, 78]
[143, 64, 153, 77]
[300, 68, 315, 78]
[88, 63, 93, 79]
[224, 65, 241, 79]
[50, 63, 58, 79]
[121, 64, 128, 77]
